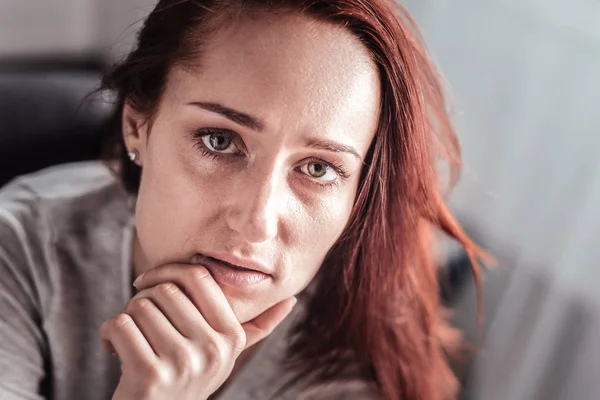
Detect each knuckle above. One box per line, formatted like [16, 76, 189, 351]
[145, 362, 174, 386]
[227, 327, 247, 353]
[157, 282, 179, 295]
[202, 337, 229, 368]
[173, 346, 202, 376]
[112, 313, 133, 330]
[138, 359, 160, 379]
[127, 297, 153, 315]
[189, 267, 211, 284]
[99, 319, 109, 334]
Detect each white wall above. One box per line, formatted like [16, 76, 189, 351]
[403, 1, 600, 399]
[96, 0, 157, 60]
[405, 0, 600, 303]
[0, 0, 156, 59]
[0, 0, 97, 56]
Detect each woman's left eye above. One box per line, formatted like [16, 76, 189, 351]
[299, 161, 338, 183]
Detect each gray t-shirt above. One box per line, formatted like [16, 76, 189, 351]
[0, 161, 378, 400]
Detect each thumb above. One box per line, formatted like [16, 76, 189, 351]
[242, 296, 297, 349]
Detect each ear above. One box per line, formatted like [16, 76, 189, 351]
[122, 101, 150, 166]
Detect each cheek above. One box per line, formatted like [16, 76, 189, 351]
[134, 131, 227, 264]
[313, 202, 352, 249]
[289, 193, 355, 274]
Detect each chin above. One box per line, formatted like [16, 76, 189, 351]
[223, 292, 264, 324]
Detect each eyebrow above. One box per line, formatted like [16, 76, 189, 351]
[305, 138, 362, 161]
[188, 101, 265, 132]
[189, 101, 362, 161]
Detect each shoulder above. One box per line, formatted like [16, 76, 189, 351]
[1, 161, 130, 220]
[0, 161, 134, 312]
[0, 161, 132, 237]
[0, 162, 133, 395]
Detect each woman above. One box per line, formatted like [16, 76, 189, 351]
[0, 0, 482, 399]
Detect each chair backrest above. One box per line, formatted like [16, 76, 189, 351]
[0, 67, 111, 187]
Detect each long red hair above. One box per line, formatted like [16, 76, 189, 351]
[100, 1, 484, 399]
[286, 2, 483, 399]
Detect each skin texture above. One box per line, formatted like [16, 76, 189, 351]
[101, 13, 381, 399]
[126, 14, 380, 323]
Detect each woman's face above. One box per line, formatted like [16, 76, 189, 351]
[124, 14, 380, 324]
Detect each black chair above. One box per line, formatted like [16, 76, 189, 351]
[0, 65, 111, 187]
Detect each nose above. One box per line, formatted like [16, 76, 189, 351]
[226, 167, 282, 244]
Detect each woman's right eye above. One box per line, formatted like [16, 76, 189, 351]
[192, 128, 243, 156]
[202, 132, 235, 153]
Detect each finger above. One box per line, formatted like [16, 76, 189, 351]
[132, 282, 211, 339]
[135, 264, 240, 336]
[100, 335, 116, 355]
[99, 313, 157, 368]
[124, 296, 188, 358]
[242, 297, 297, 349]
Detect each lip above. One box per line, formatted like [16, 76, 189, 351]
[200, 251, 273, 276]
[191, 253, 272, 289]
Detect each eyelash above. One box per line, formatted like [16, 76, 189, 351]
[191, 128, 242, 162]
[301, 157, 348, 189]
[191, 128, 349, 188]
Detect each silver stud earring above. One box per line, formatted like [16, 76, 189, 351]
[127, 149, 139, 163]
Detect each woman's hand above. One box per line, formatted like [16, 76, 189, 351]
[99, 264, 296, 400]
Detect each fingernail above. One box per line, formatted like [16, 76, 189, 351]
[133, 274, 144, 288]
[292, 296, 298, 306]
[111, 352, 119, 358]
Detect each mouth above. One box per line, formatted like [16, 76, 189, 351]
[191, 253, 272, 288]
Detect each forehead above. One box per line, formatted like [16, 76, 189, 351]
[165, 13, 381, 152]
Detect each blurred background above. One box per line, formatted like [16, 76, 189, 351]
[1, 1, 599, 399]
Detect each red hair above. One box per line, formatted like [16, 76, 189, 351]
[100, 1, 484, 399]
[286, 2, 484, 399]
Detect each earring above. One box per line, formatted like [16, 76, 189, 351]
[127, 149, 139, 163]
